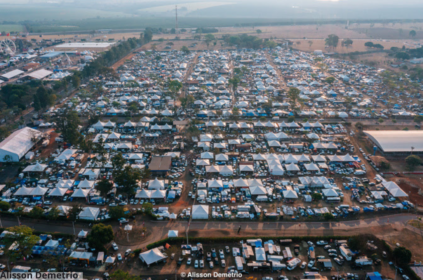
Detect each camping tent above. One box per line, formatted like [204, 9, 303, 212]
[192, 205, 209, 219]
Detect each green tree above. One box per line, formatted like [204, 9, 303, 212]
[204, 34, 215, 48]
[325, 34, 339, 49]
[72, 75, 81, 88]
[365, 41, 374, 48]
[47, 206, 61, 220]
[378, 118, 384, 123]
[87, 223, 114, 251]
[396, 52, 410, 60]
[109, 206, 125, 220]
[68, 204, 82, 221]
[228, 76, 240, 93]
[58, 110, 81, 145]
[0, 201, 10, 211]
[342, 38, 353, 48]
[114, 166, 142, 196]
[323, 213, 334, 220]
[180, 46, 190, 54]
[168, 80, 183, 97]
[232, 107, 240, 116]
[355, 122, 364, 131]
[311, 193, 322, 201]
[110, 269, 138, 280]
[393, 247, 412, 266]
[414, 115, 423, 123]
[409, 30, 417, 38]
[111, 152, 127, 173]
[347, 236, 366, 251]
[29, 206, 44, 219]
[325, 77, 335, 84]
[287, 87, 300, 110]
[405, 155, 422, 170]
[96, 179, 114, 198]
[3, 226, 39, 269]
[256, 29, 262, 34]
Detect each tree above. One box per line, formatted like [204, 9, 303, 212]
[111, 152, 127, 173]
[365, 41, 374, 48]
[393, 247, 412, 266]
[232, 107, 239, 116]
[3, 226, 39, 269]
[47, 206, 60, 220]
[414, 115, 423, 123]
[396, 52, 410, 60]
[87, 223, 114, 251]
[114, 166, 142, 196]
[180, 46, 190, 54]
[109, 206, 125, 220]
[355, 122, 364, 131]
[308, 40, 313, 48]
[324, 213, 334, 220]
[96, 179, 114, 198]
[168, 80, 183, 97]
[110, 269, 138, 280]
[325, 34, 339, 49]
[0, 201, 10, 211]
[68, 204, 82, 221]
[342, 38, 353, 48]
[406, 155, 422, 170]
[409, 30, 417, 38]
[325, 77, 335, 84]
[311, 193, 322, 201]
[287, 87, 300, 110]
[29, 206, 44, 219]
[204, 34, 215, 48]
[72, 75, 81, 88]
[347, 236, 366, 251]
[256, 29, 262, 34]
[228, 77, 240, 93]
[378, 117, 384, 123]
[58, 110, 81, 145]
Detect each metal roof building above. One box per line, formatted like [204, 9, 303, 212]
[0, 69, 24, 81]
[0, 127, 42, 162]
[364, 130, 423, 154]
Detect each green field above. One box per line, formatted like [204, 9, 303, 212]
[0, 24, 24, 33]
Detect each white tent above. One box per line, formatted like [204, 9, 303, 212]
[78, 230, 88, 238]
[255, 247, 266, 261]
[23, 162, 47, 173]
[322, 189, 339, 197]
[72, 188, 90, 198]
[139, 248, 167, 265]
[148, 178, 165, 190]
[168, 230, 178, 237]
[49, 187, 67, 197]
[78, 207, 100, 220]
[283, 189, 298, 199]
[192, 205, 209, 219]
[219, 165, 233, 176]
[285, 163, 300, 172]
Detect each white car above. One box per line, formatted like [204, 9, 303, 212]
[194, 260, 199, 268]
[308, 260, 315, 268]
[112, 243, 118, 251]
[316, 240, 328, 246]
[117, 253, 122, 261]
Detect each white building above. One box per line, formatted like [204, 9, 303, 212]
[0, 127, 42, 162]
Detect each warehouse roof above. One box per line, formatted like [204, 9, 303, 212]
[149, 156, 172, 171]
[1, 69, 24, 80]
[364, 130, 423, 152]
[0, 127, 41, 160]
[25, 69, 53, 80]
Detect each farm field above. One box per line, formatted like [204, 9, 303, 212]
[0, 24, 24, 33]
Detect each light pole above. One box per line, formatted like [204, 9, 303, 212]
[72, 221, 76, 237]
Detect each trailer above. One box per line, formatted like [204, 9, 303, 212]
[339, 245, 353, 261]
[355, 257, 373, 266]
[286, 257, 301, 270]
[235, 256, 244, 270]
